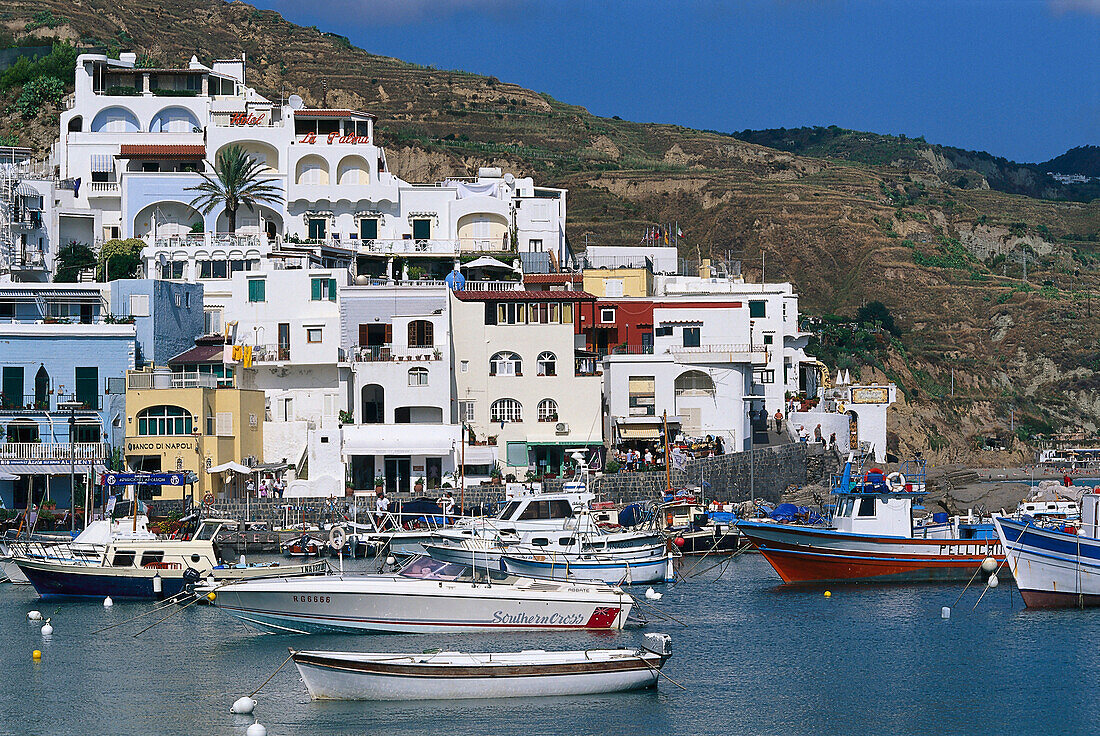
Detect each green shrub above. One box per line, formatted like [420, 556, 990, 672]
[0, 42, 77, 89]
[13, 75, 64, 117]
[97, 238, 145, 281]
[24, 10, 64, 31]
[54, 241, 96, 282]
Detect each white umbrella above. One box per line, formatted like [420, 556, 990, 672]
[0, 470, 18, 481]
[460, 256, 517, 271]
[206, 461, 252, 474]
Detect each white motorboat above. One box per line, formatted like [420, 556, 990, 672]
[204, 555, 633, 634]
[291, 633, 672, 700]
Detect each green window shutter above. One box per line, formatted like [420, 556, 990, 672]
[249, 279, 266, 302]
[75, 367, 98, 409]
[2, 367, 24, 408]
[412, 219, 431, 240]
[311, 278, 322, 301]
[360, 218, 378, 240]
[749, 300, 766, 318]
[328, 278, 337, 302]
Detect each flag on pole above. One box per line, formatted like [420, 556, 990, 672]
[671, 447, 688, 471]
[677, 226, 683, 239]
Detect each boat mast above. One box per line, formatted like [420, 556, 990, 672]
[662, 410, 671, 492]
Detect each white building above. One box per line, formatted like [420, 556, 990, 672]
[0, 148, 55, 282]
[53, 51, 568, 282]
[450, 289, 603, 478]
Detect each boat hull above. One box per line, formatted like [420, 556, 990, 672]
[995, 516, 1100, 609]
[210, 575, 631, 634]
[738, 521, 1005, 584]
[15, 559, 190, 599]
[499, 554, 673, 585]
[293, 651, 662, 700]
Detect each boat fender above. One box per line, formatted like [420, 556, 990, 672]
[328, 526, 346, 551]
[230, 696, 256, 714]
[885, 472, 906, 492]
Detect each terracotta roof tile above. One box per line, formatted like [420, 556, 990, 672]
[453, 290, 595, 301]
[118, 144, 206, 158]
[523, 273, 583, 284]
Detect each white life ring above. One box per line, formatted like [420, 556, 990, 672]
[886, 472, 906, 492]
[328, 525, 347, 551]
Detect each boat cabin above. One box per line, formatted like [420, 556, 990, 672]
[1080, 494, 1100, 538]
[493, 490, 594, 528]
[830, 459, 927, 538]
[104, 537, 220, 572]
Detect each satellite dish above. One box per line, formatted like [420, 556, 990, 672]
[288, 94, 304, 110]
[503, 173, 515, 185]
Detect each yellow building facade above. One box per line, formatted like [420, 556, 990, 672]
[123, 369, 265, 501]
[582, 267, 653, 298]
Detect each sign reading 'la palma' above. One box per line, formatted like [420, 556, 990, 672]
[298, 132, 370, 145]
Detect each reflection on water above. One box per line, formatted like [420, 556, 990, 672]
[3, 554, 1100, 735]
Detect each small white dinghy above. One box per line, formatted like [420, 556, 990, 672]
[292, 633, 672, 701]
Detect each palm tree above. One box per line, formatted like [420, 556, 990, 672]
[187, 145, 282, 233]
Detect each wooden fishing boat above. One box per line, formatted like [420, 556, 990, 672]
[291, 633, 672, 700]
[282, 535, 324, 557]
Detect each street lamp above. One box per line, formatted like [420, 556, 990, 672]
[58, 400, 83, 532]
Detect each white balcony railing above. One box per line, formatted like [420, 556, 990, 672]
[0, 442, 110, 462]
[88, 182, 120, 195]
[152, 232, 262, 249]
[357, 237, 512, 255]
[127, 371, 221, 389]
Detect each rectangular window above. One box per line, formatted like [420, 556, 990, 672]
[359, 218, 378, 240]
[306, 327, 323, 343]
[2, 366, 24, 408]
[763, 334, 774, 345]
[310, 277, 335, 301]
[204, 309, 222, 335]
[129, 294, 150, 317]
[247, 278, 266, 302]
[562, 302, 573, 323]
[506, 441, 528, 467]
[749, 300, 767, 318]
[412, 219, 431, 240]
[216, 412, 233, 437]
[308, 218, 327, 240]
[200, 260, 228, 279]
[753, 368, 776, 384]
[683, 327, 701, 348]
[655, 325, 672, 337]
[529, 238, 543, 251]
[458, 400, 475, 422]
[75, 367, 98, 409]
[604, 279, 624, 298]
[600, 308, 616, 323]
[628, 376, 656, 417]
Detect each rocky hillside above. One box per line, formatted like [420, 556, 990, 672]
[2, 0, 1099, 464]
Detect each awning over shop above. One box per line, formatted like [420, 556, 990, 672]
[207, 461, 252, 474]
[461, 445, 497, 464]
[0, 463, 97, 475]
[342, 425, 460, 457]
[617, 426, 661, 440]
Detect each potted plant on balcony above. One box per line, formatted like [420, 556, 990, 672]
[374, 474, 384, 492]
[487, 434, 498, 445]
[338, 410, 353, 426]
[414, 476, 425, 493]
[489, 464, 503, 486]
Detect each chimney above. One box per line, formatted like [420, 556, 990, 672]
[698, 258, 711, 279]
[119, 52, 137, 66]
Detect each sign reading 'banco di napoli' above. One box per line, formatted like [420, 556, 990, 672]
[126, 437, 197, 452]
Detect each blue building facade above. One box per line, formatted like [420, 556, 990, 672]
[111, 279, 204, 367]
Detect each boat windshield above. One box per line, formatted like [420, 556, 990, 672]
[193, 522, 222, 541]
[497, 501, 521, 520]
[399, 558, 469, 581]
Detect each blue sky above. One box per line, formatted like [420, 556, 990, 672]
[251, 0, 1100, 163]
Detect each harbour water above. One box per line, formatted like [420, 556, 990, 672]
[3, 554, 1099, 736]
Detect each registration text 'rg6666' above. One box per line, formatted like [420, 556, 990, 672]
[292, 595, 331, 604]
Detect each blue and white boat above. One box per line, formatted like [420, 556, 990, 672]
[994, 493, 1100, 608]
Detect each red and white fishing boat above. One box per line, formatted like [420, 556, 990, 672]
[282, 534, 324, 558]
[738, 457, 1005, 584]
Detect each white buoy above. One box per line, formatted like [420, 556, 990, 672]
[246, 722, 267, 736]
[988, 573, 999, 589]
[103, 596, 113, 607]
[239, 554, 246, 566]
[981, 557, 997, 573]
[941, 606, 951, 619]
[230, 696, 256, 715]
[645, 587, 662, 600]
[41, 618, 53, 636]
[385, 555, 396, 567]
[27, 610, 42, 621]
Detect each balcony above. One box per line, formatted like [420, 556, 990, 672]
[671, 343, 770, 364]
[126, 371, 225, 390]
[352, 345, 441, 363]
[152, 233, 263, 250]
[357, 237, 512, 256]
[7, 250, 46, 269]
[87, 181, 120, 196]
[0, 442, 110, 463]
[252, 345, 291, 363]
[0, 394, 101, 412]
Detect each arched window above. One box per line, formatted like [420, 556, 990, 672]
[337, 155, 370, 185]
[490, 352, 521, 376]
[490, 398, 522, 423]
[674, 370, 716, 396]
[536, 351, 557, 376]
[537, 399, 559, 422]
[136, 405, 194, 436]
[149, 106, 201, 133]
[90, 106, 140, 133]
[408, 320, 434, 348]
[295, 155, 329, 185]
[361, 384, 384, 424]
[408, 367, 428, 387]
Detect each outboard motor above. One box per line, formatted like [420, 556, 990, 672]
[642, 632, 672, 658]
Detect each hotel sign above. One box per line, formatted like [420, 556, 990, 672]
[298, 132, 370, 145]
[851, 387, 889, 404]
[230, 112, 267, 126]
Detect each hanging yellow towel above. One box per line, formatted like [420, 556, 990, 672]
[232, 344, 243, 361]
[242, 345, 253, 368]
